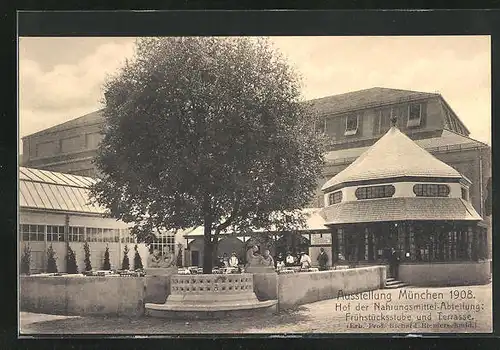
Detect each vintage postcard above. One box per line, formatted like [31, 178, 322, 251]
[18, 27, 492, 335]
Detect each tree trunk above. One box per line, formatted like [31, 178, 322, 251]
[203, 221, 213, 274]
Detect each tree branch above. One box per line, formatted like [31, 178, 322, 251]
[211, 194, 241, 245]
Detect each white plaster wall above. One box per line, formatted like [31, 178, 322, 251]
[324, 181, 465, 207]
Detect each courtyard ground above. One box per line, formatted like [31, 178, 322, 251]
[20, 283, 492, 335]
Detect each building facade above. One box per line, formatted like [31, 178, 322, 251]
[321, 121, 489, 285]
[20, 87, 492, 259]
[19, 166, 184, 273]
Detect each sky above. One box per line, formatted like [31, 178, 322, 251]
[18, 36, 491, 151]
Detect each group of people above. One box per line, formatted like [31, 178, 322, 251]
[274, 248, 329, 271]
[243, 245, 330, 271]
[147, 248, 176, 268]
[245, 245, 276, 268]
[216, 252, 241, 269]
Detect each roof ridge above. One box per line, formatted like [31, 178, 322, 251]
[23, 109, 105, 139]
[321, 126, 464, 191]
[442, 128, 490, 147]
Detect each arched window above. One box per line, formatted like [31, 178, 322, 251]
[328, 191, 343, 205]
[413, 184, 450, 197]
[355, 185, 395, 200]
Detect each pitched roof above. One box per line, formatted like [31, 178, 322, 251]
[322, 126, 463, 191]
[322, 197, 482, 224]
[23, 109, 105, 139]
[182, 208, 329, 237]
[19, 166, 105, 214]
[324, 129, 489, 165]
[307, 87, 439, 116]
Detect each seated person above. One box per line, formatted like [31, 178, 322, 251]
[160, 248, 175, 268]
[217, 255, 226, 268]
[245, 245, 261, 267]
[285, 252, 295, 267]
[275, 253, 284, 268]
[260, 249, 274, 267]
[222, 253, 230, 268]
[147, 249, 162, 268]
[228, 252, 239, 268]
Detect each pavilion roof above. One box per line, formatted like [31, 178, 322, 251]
[322, 197, 482, 225]
[322, 126, 464, 192]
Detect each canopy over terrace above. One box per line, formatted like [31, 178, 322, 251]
[182, 208, 333, 266]
[321, 122, 487, 267]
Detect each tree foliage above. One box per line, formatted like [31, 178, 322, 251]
[66, 245, 79, 274]
[102, 245, 111, 270]
[90, 37, 325, 272]
[122, 245, 130, 270]
[83, 241, 92, 271]
[46, 244, 58, 273]
[21, 244, 31, 275]
[133, 244, 143, 270]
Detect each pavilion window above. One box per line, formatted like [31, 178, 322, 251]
[68, 227, 84, 242]
[21, 224, 45, 242]
[150, 231, 177, 258]
[355, 185, 395, 200]
[345, 115, 359, 136]
[122, 229, 136, 244]
[86, 227, 100, 243]
[407, 104, 422, 128]
[47, 225, 65, 242]
[328, 191, 343, 205]
[413, 184, 450, 197]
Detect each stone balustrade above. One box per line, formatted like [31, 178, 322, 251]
[170, 274, 254, 294]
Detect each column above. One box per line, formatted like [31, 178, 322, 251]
[353, 231, 359, 262]
[467, 227, 473, 260]
[467, 226, 476, 260]
[44, 224, 48, 271]
[331, 230, 337, 264]
[364, 227, 369, 261]
[337, 228, 344, 260]
[397, 223, 405, 252]
[409, 224, 416, 261]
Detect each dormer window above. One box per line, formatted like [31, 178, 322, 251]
[407, 104, 422, 128]
[461, 187, 469, 201]
[345, 115, 358, 136]
[328, 191, 343, 205]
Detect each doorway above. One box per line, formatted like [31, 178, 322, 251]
[191, 250, 200, 267]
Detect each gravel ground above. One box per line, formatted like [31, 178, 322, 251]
[20, 283, 492, 335]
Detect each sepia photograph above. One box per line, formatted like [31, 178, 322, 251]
[18, 34, 492, 335]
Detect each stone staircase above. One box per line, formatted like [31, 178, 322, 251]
[384, 277, 409, 289]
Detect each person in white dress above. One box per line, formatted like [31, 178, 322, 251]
[300, 251, 312, 269]
[228, 252, 239, 268]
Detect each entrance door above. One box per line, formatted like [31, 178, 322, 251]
[386, 224, 399, 278]
[191, 251, 200, 267]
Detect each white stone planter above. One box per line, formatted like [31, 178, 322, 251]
[145, 273, 277, 319]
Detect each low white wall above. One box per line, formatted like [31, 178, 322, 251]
[254, 266, 386, 310]
[399, 261, 491, 286]
[20, 276, 146, 317]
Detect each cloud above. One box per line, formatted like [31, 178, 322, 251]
[19, 36, 490, 150]
[19, 41, 136, 138]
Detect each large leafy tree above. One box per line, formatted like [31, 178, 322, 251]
[91, 37, 325, 273]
